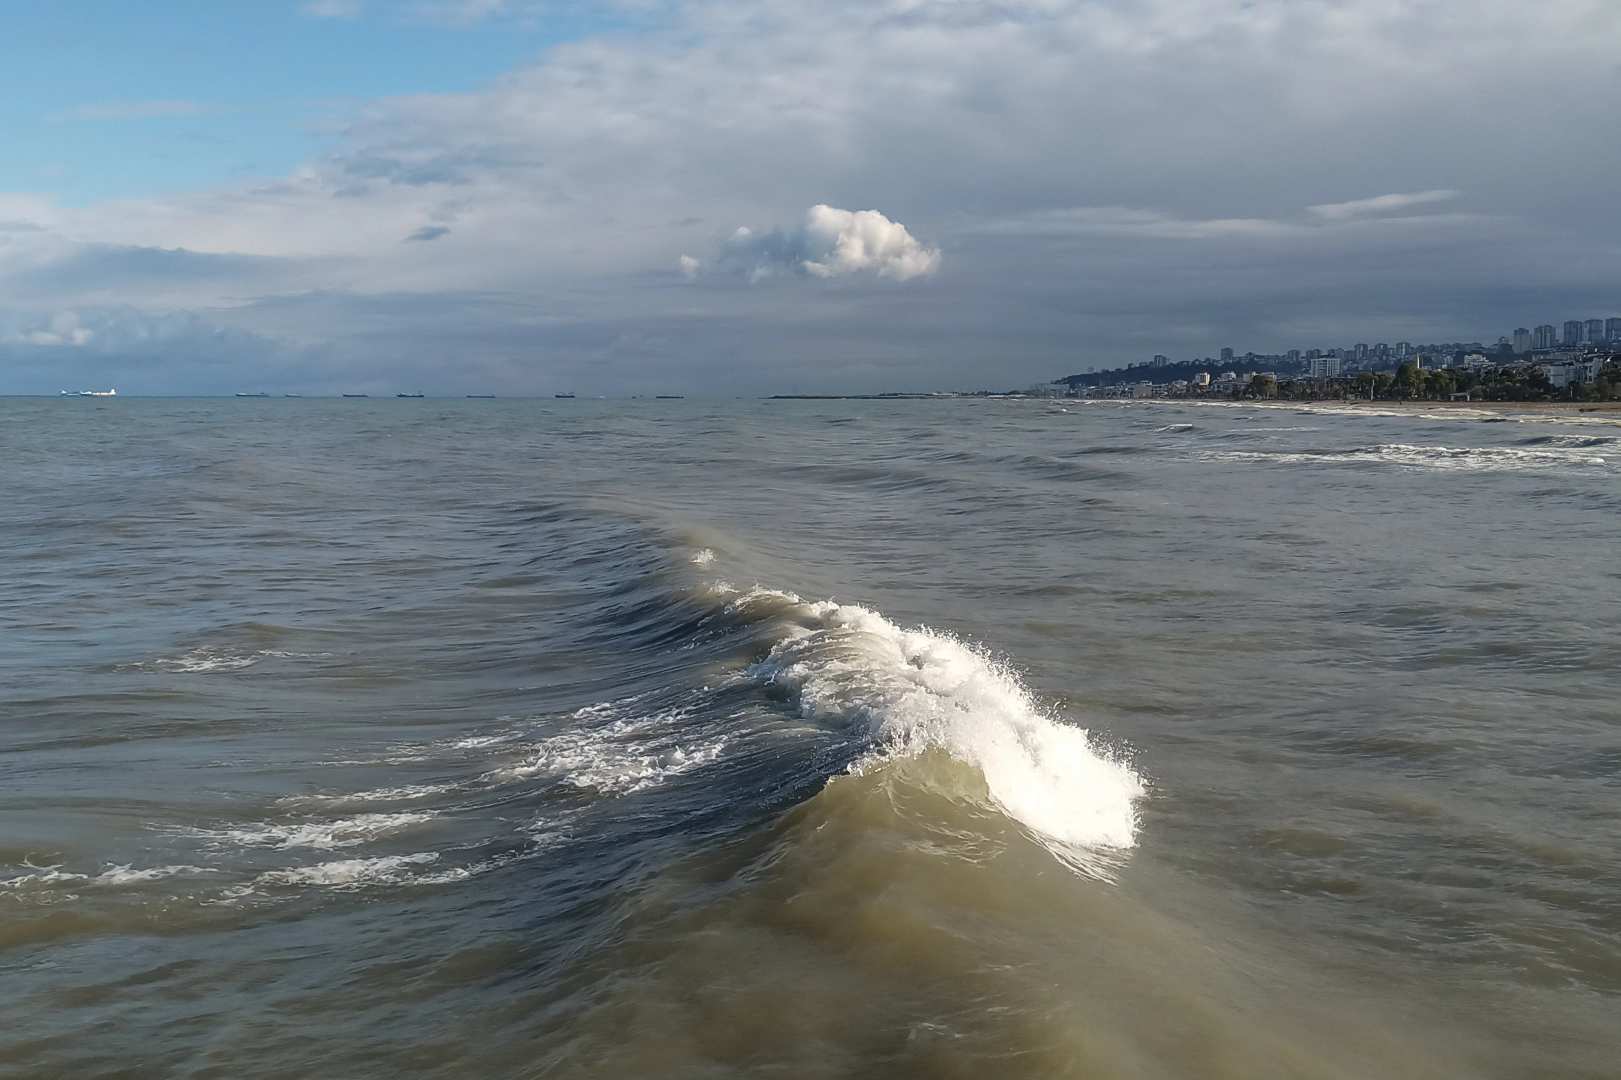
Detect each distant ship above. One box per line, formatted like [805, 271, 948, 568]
[62, 389, 116, 397]
[397, 393, 425, 398]
[235, 392, 269, 397]
[466, 394, 495, 398]
[555, 393, 575, 398]
[342, 393, 369, 398]
[656, 395, 684, 399]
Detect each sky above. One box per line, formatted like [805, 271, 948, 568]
[3, 0, 1620, 396]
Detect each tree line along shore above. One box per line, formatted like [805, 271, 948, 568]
[1058, 355, 1621, 404]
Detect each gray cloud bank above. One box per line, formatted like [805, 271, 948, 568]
[4, 0, 1621, 395]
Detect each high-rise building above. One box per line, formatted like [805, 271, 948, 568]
[1607, 318, 1621, 341]
[1512, 327, 1532, 353]
[1308, 355, 1342, 379]
[1220, 348, 1234, 362]
[1287, 349, 1301, 363]
[1584, 319, 1605, 345]
[1305, 349, 1322, 360]
[1355, 343, 1369, 362]
[1375, 343, 1391, 361]
[1563, 320, 1583, 346]
[1395, 342, 1411, 358]
[1152, 355, 1169, 367]
[1535, 325, 1557, 349]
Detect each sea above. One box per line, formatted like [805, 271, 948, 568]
[2, 396, 1618, 1079]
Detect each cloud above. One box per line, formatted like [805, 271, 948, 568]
[0, 306, 320, 395]
[1308, 190, 1461, 221]
[404, 225, 451, 242]
[2, 311, 96, 347]
[977, 207, 1300, 240]
[719, 205, 940, 282]
[300, 0, 364, 17]
[5, 0, 1621, 393]
[47, 100, 212, 123]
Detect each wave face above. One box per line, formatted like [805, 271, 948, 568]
[4, 396, 1618, 1079]
[742, 590, 1142, 863]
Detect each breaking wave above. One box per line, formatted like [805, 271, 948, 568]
[11, 579, 1144, 913]
[734, 588, 1144, 865]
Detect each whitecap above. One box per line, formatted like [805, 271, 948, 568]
[742, 592, 1144, 863]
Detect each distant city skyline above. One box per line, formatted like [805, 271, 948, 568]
[1123, 313, 1621, 374]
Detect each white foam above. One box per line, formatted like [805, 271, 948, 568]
[127, 648, 327, 673]
[691, 548, 717, 565]
[743, 592, 1144, 860]
[447, 733, 521, 750]
[91, 863, 216, 885]
[1, 865, 90, 889]
[252, 852, 442, 889]
[1202, 443, 1608, 471]
[289, 783, 459, 806]
[484, 709, 725, 795]
[2, 862, 215, 891]
[182, 811, 436, 851]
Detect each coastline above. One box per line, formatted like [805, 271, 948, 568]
[1260, 398, 1621, 419]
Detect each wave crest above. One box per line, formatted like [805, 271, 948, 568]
[742, 592, 1144, 861]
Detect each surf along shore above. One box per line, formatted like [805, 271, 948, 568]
[1287, 399, 1621, 419]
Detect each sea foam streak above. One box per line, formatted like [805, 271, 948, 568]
[483, 705, 726, 795]
[740, 590, 1144, 859]
[1, 863, 216, 891]
[181, 811, 436, 851]
[1203, 443, 1609, 471]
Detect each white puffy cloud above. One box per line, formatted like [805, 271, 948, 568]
[718, 205, 939, 282]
